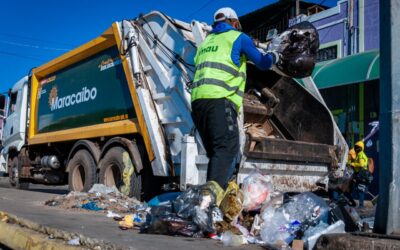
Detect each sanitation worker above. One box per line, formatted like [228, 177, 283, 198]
[191, 7, 279, 188]
[349, 141, 371, 208]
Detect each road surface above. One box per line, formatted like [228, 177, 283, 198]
[0, 177, 262, 250]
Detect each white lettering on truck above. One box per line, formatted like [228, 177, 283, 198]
[50, 86, 97, 111]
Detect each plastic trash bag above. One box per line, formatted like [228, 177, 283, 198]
[282, 192, 329, 223]
[173, 184, 216, 219]
[260, 207, 292, 245]
[260, 192, 329, 245]
[303, 220, 345, 250]
[269, 21, 319, 78]
[81, 201, 102, 211]
[241, 171, 273, 211]
[204, 181, 224, 206]
[88, 184, 120, 195]
[219, 181, 243, 222]
[211, 206, 224, 223]
[221, 231, 247, 247]
[147, 182, 220, 235]
[143, 204, 199, 236]
[67, 237, 80, 246]
[147, 192, 181, 207]
[147, 213, 199, 237]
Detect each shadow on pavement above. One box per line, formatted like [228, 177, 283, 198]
[1, 178, 69, 195]
[27, 188, 69, 195]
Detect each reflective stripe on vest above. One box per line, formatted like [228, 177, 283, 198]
[195, 62, 246, 80]
[191, 30, 247, 109]
[192, 78, 244, 97]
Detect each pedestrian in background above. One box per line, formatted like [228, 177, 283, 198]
[348, 141, 371, 208]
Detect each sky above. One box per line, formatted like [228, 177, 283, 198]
[0, 0, 338, 93]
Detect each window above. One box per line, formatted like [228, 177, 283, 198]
[8, 92, 17, 115]
[0, 95, 5, 118]
[316, 46, 338, 62]
[307, 6, 325, 15]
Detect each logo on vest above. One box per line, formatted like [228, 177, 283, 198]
[198, 45, 219, 56]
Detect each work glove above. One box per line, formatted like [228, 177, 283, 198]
[267, 50, 281, 65]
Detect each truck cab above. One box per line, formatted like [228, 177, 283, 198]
[1, 77, 29, 178]
[0, 93, 8, 175]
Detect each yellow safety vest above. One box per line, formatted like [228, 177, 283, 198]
[191, 30, 247, 110]
[351, 151, 368, 172]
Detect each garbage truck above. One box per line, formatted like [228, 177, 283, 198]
[0, 11, 347, 199]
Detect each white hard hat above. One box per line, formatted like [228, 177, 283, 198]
[214, 7, 239, 22]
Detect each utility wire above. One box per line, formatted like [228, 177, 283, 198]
[0, 33, 75, 47]
[0, 39, 70, 51]
[0, 51, 46, 62]
[185, 0, 215, 20]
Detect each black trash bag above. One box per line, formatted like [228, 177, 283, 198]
[173, 184, 217, 233]
[270, 21, 319, 78]
[146, 213, 200, 237]
[142, 204, 202, 237]
[143, 183, 220, 237]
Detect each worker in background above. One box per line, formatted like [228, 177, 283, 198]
[348, 141, 370, 208]
[191, 7, 279, 188]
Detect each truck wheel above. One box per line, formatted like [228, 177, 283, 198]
[68, 150, 96, 192]
[98, 146, 142, 199]
[8, 157, 30, 189]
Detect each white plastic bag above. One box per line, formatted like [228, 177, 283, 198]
[241, 171, 273, 211]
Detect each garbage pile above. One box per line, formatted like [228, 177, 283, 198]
[45, 175, 374, 249]
[140, 171, 348, 249]
[45, 184, 143, 214]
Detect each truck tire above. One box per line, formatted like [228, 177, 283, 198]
[8, 157, 30, 189]
[98, 146, 142, 199]
[68, 150, 96, 192]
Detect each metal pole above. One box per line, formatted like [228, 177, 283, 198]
[296, 0, 300, 16]
[374, 0, 400, 235]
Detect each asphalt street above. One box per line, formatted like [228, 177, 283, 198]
[0, 177, 263, 250]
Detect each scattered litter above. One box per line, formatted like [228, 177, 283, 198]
[45, 184, 142, 214]
[67, 237, 80, 246]
[89, 184, 120, 195]
[107, 211, 122, 219]
[82, 201, 103, 211]
[221, 231, 247, 247]
[119, 214, 135, 229]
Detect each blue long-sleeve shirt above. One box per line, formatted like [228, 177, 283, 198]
[210, 22, 273, 70]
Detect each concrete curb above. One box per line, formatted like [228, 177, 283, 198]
[0, 211, 121, 250]
[314, 233, 400, 250]
[0, 219, 80, 250]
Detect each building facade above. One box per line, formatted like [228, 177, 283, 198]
[298, 0, 380, 195]
[241, 0, 381, 195]
[290, 0, 379, 61]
